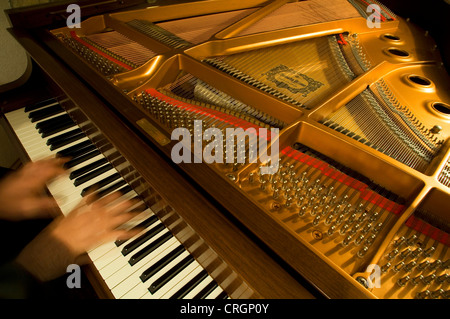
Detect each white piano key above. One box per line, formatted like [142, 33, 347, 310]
[93, 225, 170, 270]
[204, 285, 224, 299]
[5, 104, 228, 300]
[104, 240, 180, 289]
[156, 264, 205, 299]
[100, 234, 179, 280]
[117, 250, 191, 299]
[182, 275, 214, 299]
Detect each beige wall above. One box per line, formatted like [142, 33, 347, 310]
[0, 1, 27, 168]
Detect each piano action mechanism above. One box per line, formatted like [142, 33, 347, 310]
[2, 0, 449, 299]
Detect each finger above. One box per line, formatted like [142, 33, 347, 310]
[21, 197, 61, 218]
[109, 211, 142, 229]
[91, 191, 123, 209]
[24, 158, 68, 185]
[103, 228, 143, 243]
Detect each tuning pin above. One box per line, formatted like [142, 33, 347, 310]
[248, 172, 255, 183]
[310, 205, 319, 216]
[369, 211, 379, 222]
[357, 246, 369, 258]
[416, 290, 430, 299]
[404, 261, 417, 272]
[361, 223, 372, 234]
[381, 262, 391, 273]
[422, 247, 436, 258]
[372, 222, 383, 233]
[430, 289, 444, 299]
[412, 275, 424, 286]
[436, 273, 449, 284]
[312, 215, 321, 226]
[339, 223, 350, 235]
[364, 234, 377, 245]
[298, 206, 307, 217]
[429, 260, 442, 270]
[284, 196, 293, 208]
[325, 213, 335, 225]
[399, 248, 412, 259]
[442, 259, 450, 269]
[387, 249, 399, 260]
[327, 225, 336, 236]
[354, 234, 365, 246]
[296, 196, 305, 207]
[357, 212, 368, 223]
[393, 261, 405, 272]
[273, 188, 280, 199]
[410, 247, 423, 258]
[342, 235, 353, 246]
[397, 275, 410, 287]
[335, 213, 346, 225]
[260, 180, 267, 191]
[349, 223, 360, 235]
[417, 260, 430, 271]
[394, 236, 406, 247]
[422, 274, 437, 285]
[407, 235, 418, 246]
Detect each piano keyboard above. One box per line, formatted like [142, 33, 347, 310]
[4, 99, 230, 299]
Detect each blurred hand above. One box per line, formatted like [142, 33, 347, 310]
[0, 158, 67, 221]
[15, 191, 142, 282]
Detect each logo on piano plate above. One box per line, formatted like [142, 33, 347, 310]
[264, 65, 323, 97]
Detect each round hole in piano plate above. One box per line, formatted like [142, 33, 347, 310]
[382, 34, 401, 41]
[407, 75, 432, 87]
[403, 74, 435, 92]
[432, 102, 450, 115]
[386, 48, 410, 57]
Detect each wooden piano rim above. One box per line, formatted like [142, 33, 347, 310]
[3, 28, 317, 299]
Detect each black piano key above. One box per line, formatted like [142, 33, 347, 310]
[29, 104, 64, 122]
[69, 158, 109, 180]
[25, 97, 58, 112]
[129, 231, 173, 266]
[192, 281, 218, 299]
[121, 223, 166, 256]
[59, 144, 97, 161]
[40, 120, 77, 138]
[48, 130, 85, 150]
[169, 270, 208, 299]
[117, 185, 132, 196]
[64, 149, 101, 169]
[215, 290, 228, 299]
[57, 140, 92, 158]
[94, 179, 126, 198]
[115, 215, 159, 247]
[148, 255, 195, 294]
[47, 128, 83, 145]
[140, 245, 185, 283]
[80, 172, 120, 196]
[36, 114, 72, 130]
[73, 163, 113, 187]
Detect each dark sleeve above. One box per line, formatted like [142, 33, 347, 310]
[0, 261, 41, 299]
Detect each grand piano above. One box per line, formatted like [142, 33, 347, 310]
[1, 0, 449, 299]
